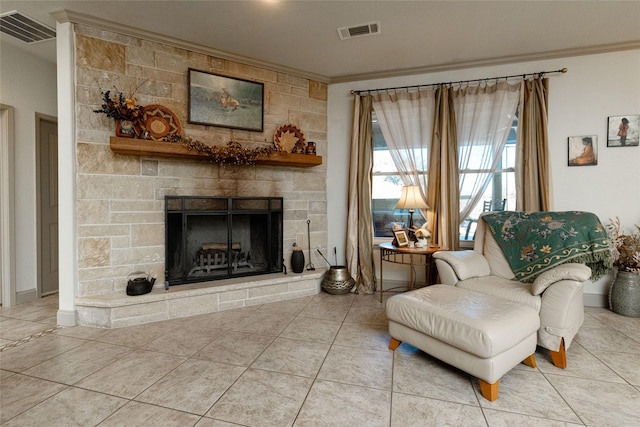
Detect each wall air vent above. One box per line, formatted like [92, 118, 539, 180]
[337, 21, 381, 40]
[0, 10, 56, 44]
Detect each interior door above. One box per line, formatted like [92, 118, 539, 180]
[39, 118, 58, 296]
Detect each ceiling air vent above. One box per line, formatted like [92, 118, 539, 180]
[337, 21, 381, 40]
[0, 10, 56, 44]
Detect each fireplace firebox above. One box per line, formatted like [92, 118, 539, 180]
[165, 196, 283, 286]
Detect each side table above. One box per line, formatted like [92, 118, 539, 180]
[378, 242, 443, 303]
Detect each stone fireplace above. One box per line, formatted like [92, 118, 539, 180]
[69, 22, 329, 328]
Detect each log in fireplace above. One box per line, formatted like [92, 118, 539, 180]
[165, 196, 283, 286]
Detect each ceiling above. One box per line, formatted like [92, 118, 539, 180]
[2, 1, 640, 82]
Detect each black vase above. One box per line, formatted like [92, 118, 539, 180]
[291, 250, 305, 273]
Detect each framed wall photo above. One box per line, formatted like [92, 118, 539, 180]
[607, 115, 639, 147]
[568, 135, 597, 166]
[188, 68, 264, 132]
[393, 229, 409, 247]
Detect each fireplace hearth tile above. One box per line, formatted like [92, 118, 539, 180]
[75, 270, 325, 328]
[168, 293, 219, 319]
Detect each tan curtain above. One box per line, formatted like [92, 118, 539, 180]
[516, 78, 551, 211]
[427, 87, 460, 250]
[346, 95, 376, 293]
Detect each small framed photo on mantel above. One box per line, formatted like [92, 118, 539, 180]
[607, 115, 639, 147]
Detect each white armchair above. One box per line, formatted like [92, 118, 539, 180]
[433, 214, 592, 368]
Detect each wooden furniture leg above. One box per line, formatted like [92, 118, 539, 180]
[479, 379, 499, 401]
[389, 337, 401, 350]
[549, 338, 567, 369]
[522, 354, 537, 368]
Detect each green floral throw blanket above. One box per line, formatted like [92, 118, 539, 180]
[482, 211, 612, 283]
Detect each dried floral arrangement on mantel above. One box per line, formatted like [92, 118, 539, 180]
[95, 88, 320, 166]
[164, 134, 277, 165]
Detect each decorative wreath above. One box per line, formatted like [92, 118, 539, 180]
[274, 124, 305, 153]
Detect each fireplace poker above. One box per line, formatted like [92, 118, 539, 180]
[306, 219, 315, 270]
[317, 249, 332, 267]
[334, 247, 338, 266]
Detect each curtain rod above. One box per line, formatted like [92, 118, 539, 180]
[350, 67, 568, 95]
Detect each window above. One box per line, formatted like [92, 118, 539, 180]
[459, 117, 517, 241]
[371, 115, 517, 241]
[371, 114, 426, 238]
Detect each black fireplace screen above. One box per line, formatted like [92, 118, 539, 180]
[165, 196, 283, 285]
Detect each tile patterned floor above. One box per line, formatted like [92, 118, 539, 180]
[1, 292, 639, 426]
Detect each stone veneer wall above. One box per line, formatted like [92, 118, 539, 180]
[73, 24, 328, 299]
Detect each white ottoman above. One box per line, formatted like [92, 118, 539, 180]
[386, 285, 540, 401]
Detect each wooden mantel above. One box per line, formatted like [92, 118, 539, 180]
[109, 137, 323, 168]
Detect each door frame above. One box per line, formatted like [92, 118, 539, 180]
[1, 104, 16, 306]
[36, 113, 58, 299]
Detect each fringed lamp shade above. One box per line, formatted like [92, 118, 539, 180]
[395, 185, 428, 228]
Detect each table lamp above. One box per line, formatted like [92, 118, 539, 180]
[395, 185, 428, 229]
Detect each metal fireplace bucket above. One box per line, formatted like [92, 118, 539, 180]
[321, 266, 355, 295]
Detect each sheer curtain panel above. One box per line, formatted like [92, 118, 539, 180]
[454, 82, 521, 220]
[371, 89, 435, 206]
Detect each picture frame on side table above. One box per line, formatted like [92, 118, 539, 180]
[188, 68, 264, 132]
[393, 230, 409, 247]
[568, 135, 598, 166]
[607, 115, 639, 147]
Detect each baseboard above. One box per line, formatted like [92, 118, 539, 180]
[15, 289, 37, 304]
[584, 292, 608, 308]
[57, 309, 77, 326]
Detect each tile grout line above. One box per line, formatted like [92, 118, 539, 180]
[0, 325, 62, 352]
[290, 293, 357, 426]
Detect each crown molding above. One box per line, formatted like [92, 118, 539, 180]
[52, 10, 639, 86]
[329, 40, 640, 84]
[52, 10, 330, 84]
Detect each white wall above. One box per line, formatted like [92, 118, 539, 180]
[3, 41, 638, 305]
[0, 40, 58, 295]
[327, 49, 640, 305]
